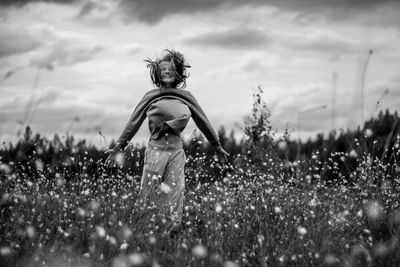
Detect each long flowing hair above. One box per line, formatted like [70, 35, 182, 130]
[144, 49, 190, 89]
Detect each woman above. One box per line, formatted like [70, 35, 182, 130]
[105, 50, 228, 234]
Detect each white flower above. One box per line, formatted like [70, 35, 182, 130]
[364, 200, 383, 221]
[192, 244, 207, 258]
[120, 242, 129, 250]
[26, 226, 35, 238]
[223, 261, 240, 267]
[297, 226, 307, 235]
[0, 247, 12, 256]
[215, 203, 223, 213]
[274, 207, 282, 214]
[159, 183, 172, 193]
[349, 150, 358, 158]
[128, 253, 144, 266]
[115, 152, 125, 167]
[95, 226, 106, 238]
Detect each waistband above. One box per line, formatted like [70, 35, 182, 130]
[148, 137, 183, 151]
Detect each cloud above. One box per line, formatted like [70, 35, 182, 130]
[1, 0, 399, 27]
[271, 0, 400, 26]
[0, 23, 104, 71]
[117, 0, 230, 24]
[0, 0, 79, 7]
[184, 27, 274, 50]
[75, 0, 120, 26]
[30, 40, 104, 70]
[114, 0, 400, 27]
[284, 32, 356, 57]
[0, 26, 44, 58]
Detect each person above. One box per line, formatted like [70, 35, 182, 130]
[105, 49, 228, 235]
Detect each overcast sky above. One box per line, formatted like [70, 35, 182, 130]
[1, 0, 399, 147]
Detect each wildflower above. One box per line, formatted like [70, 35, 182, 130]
[2, 193, 9, 202]
[192, 244, 207, 258]
[26, 226, 35, 238]
[107, 235, 117, 246]
[78, 208, 86, 217]
[349, 150, 358, 158]
[112, 255, 127, 267]
[120, 242, 129, 250]
[297, 226, 307, 235]
[0, 247, 12, 256]
[128, 253, 144, 266]
[323, 254, 338, 265]
[123, 228, 132, 240]
[364, 128, 373, 138]
[223, 261, 239, 267]
[159, 183, 172, 193]
[115, 152, 125, 167]
[89, 200, 100, 212]
[95, 226, 106, 238]
[309, 198, 317, 207]
[257, 234, 265, 246]
[215, 203, 223, 213]
[0, 163, 11, 173]
[211, 253, 223, 262]
[35, 160, 44, 172]
[278, 141, 287, 150]
[357, 209, 363, 218]
[274, 207, 282, 214]
[364, 200, 383, 221]
[148, 235, 156, 245]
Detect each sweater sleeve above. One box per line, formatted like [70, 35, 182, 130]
[186, 91, 221, 150]
[115, 93, 150, 150]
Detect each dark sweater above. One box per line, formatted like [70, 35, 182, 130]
[116, 88, 221, 150]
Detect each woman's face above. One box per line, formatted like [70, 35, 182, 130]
[159, 61, 176, 88]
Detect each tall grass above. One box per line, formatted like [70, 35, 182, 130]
[1, 88, 399, 266]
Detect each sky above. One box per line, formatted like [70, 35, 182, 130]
[1, 0, 399, 148]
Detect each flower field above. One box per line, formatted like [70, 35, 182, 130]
[1, 89, 400, 266]
[1, 138, 400, 267]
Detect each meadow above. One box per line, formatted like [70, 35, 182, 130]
[1, 89, 400, 267]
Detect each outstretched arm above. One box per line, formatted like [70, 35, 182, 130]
[105, 93, 149, 167]
[187, 92, 229, 164]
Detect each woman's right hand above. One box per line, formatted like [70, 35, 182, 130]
[215, 146, 229, 165]
[104, 147, 122, 168]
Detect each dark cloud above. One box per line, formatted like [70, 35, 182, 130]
[2, 0, 398, 27]
[183, 27, 273, 50]
[116, 0, 400, 26]
[0, 26, 44, 58]
[76, 0, 114, 24]
[77, 1, 98, 17]
[118, 0, 228, 24]
[0, 0, 79, 7]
